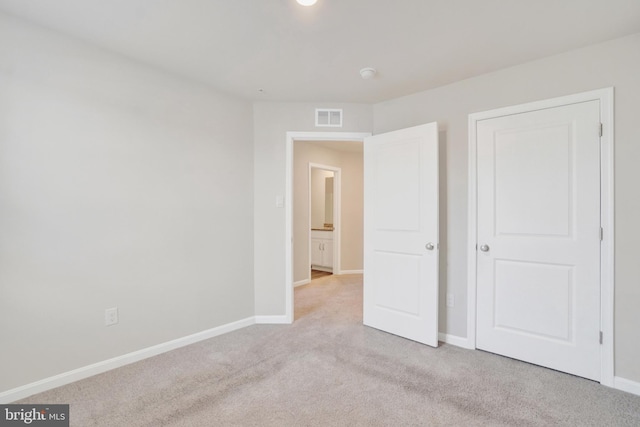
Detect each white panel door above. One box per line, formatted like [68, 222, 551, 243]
[476, 100, 601, 380]
[363, 122, 439, 346]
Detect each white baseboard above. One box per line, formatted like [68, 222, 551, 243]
[614, 376, 640, 396]
[438, 333, 474, 349]
[337, 270, 363, 275]
[0, 316, 255, 404]
[254, 315, 290, 324]
[3, 316, 635, 403]
[294, 279, 310, 287]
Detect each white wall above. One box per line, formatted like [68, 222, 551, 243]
[293, 143, 364, 282]
[254, 103, 372, 315]
[0, 13, 254, 393]
[373, 33, 640, 383]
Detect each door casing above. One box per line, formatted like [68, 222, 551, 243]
[467, 88, 614, 386]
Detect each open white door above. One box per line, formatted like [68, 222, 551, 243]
[363, 122, 439, 347]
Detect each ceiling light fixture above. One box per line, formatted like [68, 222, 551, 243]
[359, 67, 377, 79]
[296, 0, 317, 6]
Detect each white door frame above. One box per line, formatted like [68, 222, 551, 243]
[285, 131, 371, 323]
[308, 162, 341, 274]
[467, 88, 614, 386]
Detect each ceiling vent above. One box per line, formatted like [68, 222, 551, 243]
[315, 109, 343, 127]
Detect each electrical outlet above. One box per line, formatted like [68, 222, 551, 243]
[446, 293, 455, 308]
[105, 307, 118, 326]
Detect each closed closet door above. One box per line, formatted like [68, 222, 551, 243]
[475, 100, 601, 380]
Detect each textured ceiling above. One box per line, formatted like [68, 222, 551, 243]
[1, 0, 639, 103]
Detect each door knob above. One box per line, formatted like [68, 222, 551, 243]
[480, 244, 490, 252]
[425, 242, 435, 251]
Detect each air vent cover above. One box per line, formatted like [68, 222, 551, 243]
[315, 109, 343, 127]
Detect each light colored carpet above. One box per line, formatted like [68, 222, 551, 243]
[19, 274, 640, 426]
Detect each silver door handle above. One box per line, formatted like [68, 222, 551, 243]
[425, 242, 435, 251]
[480, 244, 490, 252]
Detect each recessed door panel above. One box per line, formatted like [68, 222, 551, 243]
[494, 124, 573, 237]
[494, 260, 573, 341]
[373, 251, 421, 316]
[374, 139, 421, 231]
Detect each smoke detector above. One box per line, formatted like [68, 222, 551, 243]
[360, 67, 377, 79]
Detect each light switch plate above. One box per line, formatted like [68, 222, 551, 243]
[446, 293, 455, 308]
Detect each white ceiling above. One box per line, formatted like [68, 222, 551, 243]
[1, 0, 639, 103]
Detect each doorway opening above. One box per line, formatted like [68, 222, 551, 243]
[309, 164, 338, 280]
[285, 132, 370, 323]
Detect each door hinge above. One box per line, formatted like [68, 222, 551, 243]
[599, 331, 603, 344]
[599, 123, 603, 137]
[600, 227, 604, 241]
